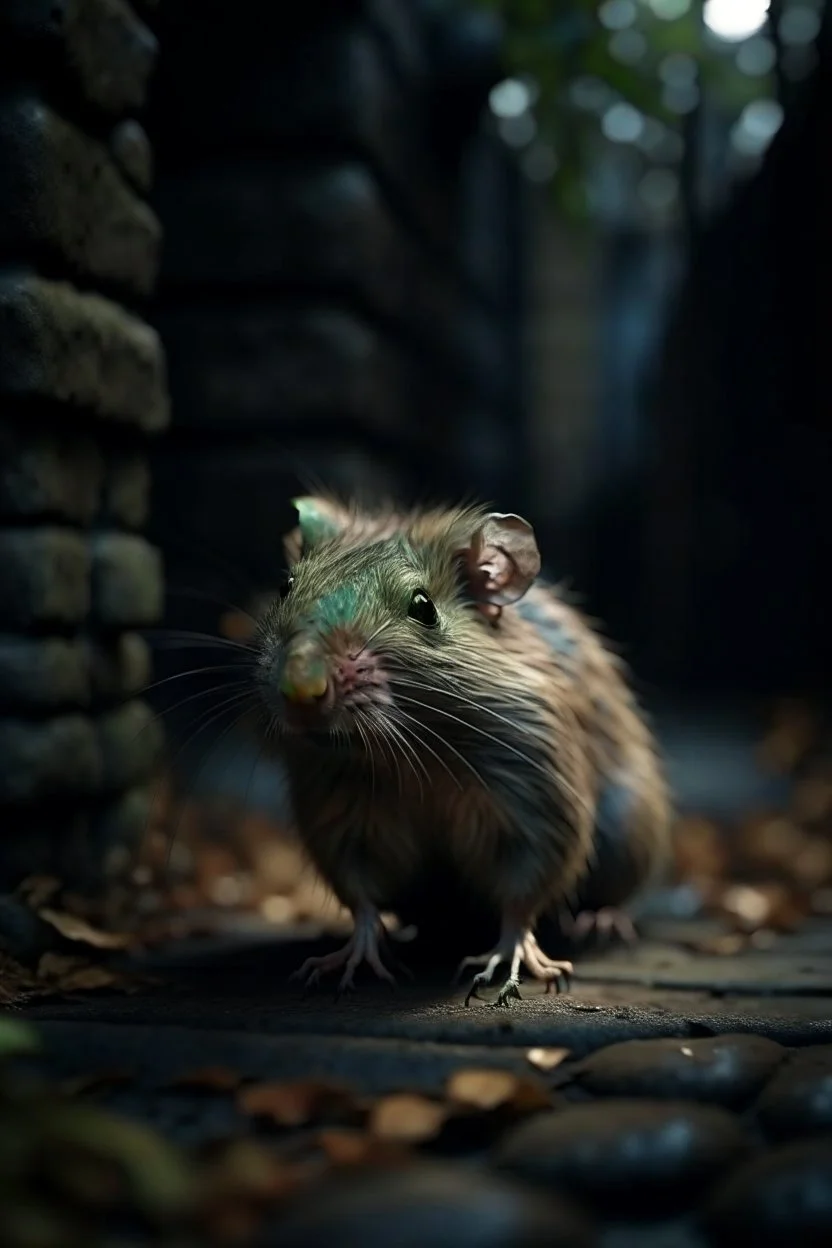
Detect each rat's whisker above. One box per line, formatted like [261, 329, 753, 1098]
[391, 704, 485, 792]
[385, 709, 457, 793]
[352, 618, 394, 660]
[141, 664, 253, 697]
[374, 711, 427, 798]
[165, 699, 258, 867]
[143, 628, 255, 655]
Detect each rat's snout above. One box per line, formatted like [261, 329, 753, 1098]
[279, 638, 332, 709]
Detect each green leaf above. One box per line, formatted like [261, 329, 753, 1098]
[0, 1019, 41, 1060]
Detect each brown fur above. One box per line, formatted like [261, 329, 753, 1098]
[254, 498, 671, 987]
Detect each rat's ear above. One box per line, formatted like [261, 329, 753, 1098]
[283, 496, 350, 563]
[461, 512, 541, 609]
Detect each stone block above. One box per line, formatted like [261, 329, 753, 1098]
[0, 96, 161, 297]
[0, 274, 169, 431]
[157, 305, 403, 435]
[0, 0, 158, 116]
[149, 21, 437, 222]
[96, 699, 162, 790]
[90, 533, 163, 626]
[0, 424, 102, 524]
[0, 528, 89, 629]
[101, 453, 150, 529]
[86, 632, 152, 702]
[0, 637, 90, 711]
[157, 161, 403, 312]
[0, 714, 101, 804]
[110, 118, 153, 193]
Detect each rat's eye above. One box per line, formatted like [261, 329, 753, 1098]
[408, 589, 438, 628]
[278, 573, 295, 600]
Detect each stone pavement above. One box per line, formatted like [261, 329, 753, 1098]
[12, 912, 832, 1246]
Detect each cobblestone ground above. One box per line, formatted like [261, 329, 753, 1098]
[14, 910, 832, 1247]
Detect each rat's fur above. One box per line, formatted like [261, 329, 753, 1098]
[254, 497, 671, 1002]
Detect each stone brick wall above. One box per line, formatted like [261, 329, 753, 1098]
[0, 0, 168, 890]
[143, 0, 519, 657]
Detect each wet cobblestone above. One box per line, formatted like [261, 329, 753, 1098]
[754, 1045, 832, 1140]
[570, 1034, 785, 1108]
[493, 1100, 751, 1216]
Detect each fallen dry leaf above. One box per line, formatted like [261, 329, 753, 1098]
[0, 953, 39, 1004]
[367, 1094, 447, 1143]
[673, 817, 730, 884]
[718, 882, 810, 934]
[237, 1080, 357, 1127]
[37, 908, 132, 951]
[317, 1128, 413, 1168]
[36, 952, 144, 996]
[17, 874, 62, 909]
[758, 701, 818, 775]
[166, 1067, 242, 1093]
[445, 1068, 551, 1113]
[526, 1047, 571, 1072]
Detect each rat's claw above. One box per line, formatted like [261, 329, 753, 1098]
[493, 978, 522, 1008]
[453, 952, 492, 986]
[290, 905, 406, 994]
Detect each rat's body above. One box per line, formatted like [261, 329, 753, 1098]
[254, 498, 670, 1004]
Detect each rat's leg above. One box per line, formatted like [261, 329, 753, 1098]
[462, 912, 572, 1006]
[290, 901, 401, 993]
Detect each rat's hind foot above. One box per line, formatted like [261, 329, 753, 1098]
[521, 932, 572, 994]
[570, 907, 637, 946]
[493, 978, 522, 1008]
[461, 925, 573, 1006]
[289, 905, 402, 993]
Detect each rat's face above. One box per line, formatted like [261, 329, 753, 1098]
[255, 497, 540, 751]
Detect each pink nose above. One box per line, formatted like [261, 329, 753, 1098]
[335, 656, 365, 697]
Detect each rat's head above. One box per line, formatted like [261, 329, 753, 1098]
[255, 496, 541, 747]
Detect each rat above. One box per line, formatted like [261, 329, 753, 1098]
[251, 495, 671, 1006]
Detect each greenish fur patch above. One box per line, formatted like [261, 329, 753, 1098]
[316, 585, 360, 629]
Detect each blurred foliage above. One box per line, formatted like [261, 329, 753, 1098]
[468, 0, 776, 219]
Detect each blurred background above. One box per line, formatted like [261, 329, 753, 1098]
[1, 0, 829, 940]
[146, 0, 829, 813]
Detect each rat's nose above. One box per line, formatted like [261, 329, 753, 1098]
[279, 642, 330, 705]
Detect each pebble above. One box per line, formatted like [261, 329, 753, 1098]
[704, 1138, 832, 1246]
[493, 1100, 750, 1214]
[755, 1045, 832, 1140]
[570, 1035, 785, 1109]
[271, 1162, 594, 1248]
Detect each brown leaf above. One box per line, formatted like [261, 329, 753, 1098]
[758, 701, 818, 775]
[526, 1047, 571, 1072]
[61, 1070, 136, 1097]
[37, 908, 132, 950]
[367, 1094, 447, 1143]
[688, 933, 750, 956]
[36, 952, 142, 995]
[317, 1128, 413, 1167]
[0, 953, 39, 1004]
[167, 1067, 242, 1093]
[673, 817, 729, 883]
[237, 1080, 357, 1127]
[718, 882, 809, 934]
[17, 874, 62, 909]
[445, 1068, 552, 1113]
